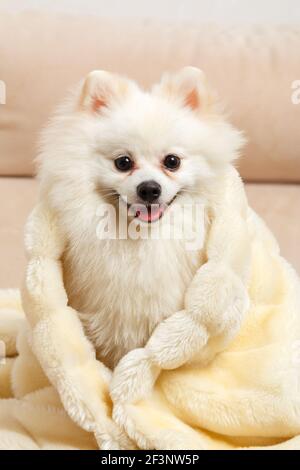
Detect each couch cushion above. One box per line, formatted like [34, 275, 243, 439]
[0, 11, 300, 180]
[0, 177, 299, 288]
[245, 183, 300, 274]
[0, 177, 38, 288]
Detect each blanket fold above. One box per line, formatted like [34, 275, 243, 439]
[1, 194, 300, 450]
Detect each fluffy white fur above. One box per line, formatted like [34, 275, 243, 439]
[36, 67, 245, 370]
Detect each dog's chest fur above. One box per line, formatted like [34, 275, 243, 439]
[63, 235, 202, 368]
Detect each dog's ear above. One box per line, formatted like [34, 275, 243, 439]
[79, 70, 136, 112]
[153, 66, 215, 114]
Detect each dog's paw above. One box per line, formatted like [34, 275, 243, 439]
[110, 348, 160, 405]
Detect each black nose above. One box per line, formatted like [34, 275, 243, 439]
[137, 180, 162, 203]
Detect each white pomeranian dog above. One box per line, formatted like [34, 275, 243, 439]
[37, 66, 248, 376]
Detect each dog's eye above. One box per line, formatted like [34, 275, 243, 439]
[114, 155, 134, 172]
[163, 154, 181, 171]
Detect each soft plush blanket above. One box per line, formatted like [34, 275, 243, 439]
[1, 172, 300, 450]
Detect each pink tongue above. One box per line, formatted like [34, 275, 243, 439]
[136, 205, 163, 223]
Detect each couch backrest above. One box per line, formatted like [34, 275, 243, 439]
[0, 11, 300, 181]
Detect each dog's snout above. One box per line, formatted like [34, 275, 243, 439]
[137, 180, 162, 203]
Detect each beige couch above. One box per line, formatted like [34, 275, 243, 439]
[0, 11, 300, 288]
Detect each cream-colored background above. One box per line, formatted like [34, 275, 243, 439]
[1, 0, 300, 23]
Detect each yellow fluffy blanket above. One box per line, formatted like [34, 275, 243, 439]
[1, 175, 300, 450]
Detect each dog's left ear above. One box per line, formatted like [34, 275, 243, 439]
[153, 66, 215, 114]
[79, 70, 137, 113]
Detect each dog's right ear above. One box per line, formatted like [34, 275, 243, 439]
[79, 70, 136, 113]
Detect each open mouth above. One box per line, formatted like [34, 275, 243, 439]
[121, 195, 177, 224]
[129, 203, 165, 223]
[130, 195, 177, 223]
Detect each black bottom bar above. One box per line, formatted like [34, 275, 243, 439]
[0, 450, 298, 467]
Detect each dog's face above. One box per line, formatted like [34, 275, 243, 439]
[91, 92, 200, 223]
[39, 67, 244, 226]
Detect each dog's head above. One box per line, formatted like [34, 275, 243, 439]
[39, 67, 244, 226]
